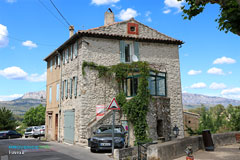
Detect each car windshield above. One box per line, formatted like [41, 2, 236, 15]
[0, 131, 8, 133]
[26, 128, 32, 132]
[96, 126, 123, 134]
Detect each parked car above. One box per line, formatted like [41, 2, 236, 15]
[0, 130, 22, 139]
[88, 125, 127, 152]
[24, 126, 41, 138]
[39, 125, 45, 136]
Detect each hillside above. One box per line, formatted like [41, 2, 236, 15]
[182, 93, 240, 109]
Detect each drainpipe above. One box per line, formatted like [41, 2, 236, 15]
[58, 51, 62, 142]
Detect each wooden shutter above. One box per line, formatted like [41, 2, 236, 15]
[70, 78, 72, 99]
[65, 80, 68, 98]
[134, 42, 139, 60]
[66, 48, 69, 63]
[61, 81, 64, 99]
[58, 54, 61, 66]
[74, 76, 78, 98]
[70, 45, 73, 61]
[74, 41, 78, 57]
[120, 40, 125, 63]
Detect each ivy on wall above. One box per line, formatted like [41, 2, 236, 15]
[82, 61, 152, 142]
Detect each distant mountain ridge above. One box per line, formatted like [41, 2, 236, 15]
[21, 90, 46, 100]
[182, 93, 240, 109]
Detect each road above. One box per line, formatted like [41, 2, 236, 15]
[0, 138, 112, 160]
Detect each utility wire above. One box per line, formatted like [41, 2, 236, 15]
[49, 0, 72, 28]
[0, 33, 56, 47]
[38, 0, 68, 29]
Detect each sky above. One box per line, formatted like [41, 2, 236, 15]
[0, 0, 239, 101]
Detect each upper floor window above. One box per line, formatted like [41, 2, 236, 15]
[65, 48, 69, 63]
[49, 87, 52, 103]
[73, 41, 78, 58]
[56, 83, 59, 101]
[149, 71, 166, 96]
[120, 41, 139, 63]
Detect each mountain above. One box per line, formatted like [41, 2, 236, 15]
[0, 91, 46, 115]
[182, 93, 240, 110]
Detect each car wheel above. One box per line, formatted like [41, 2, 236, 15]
[33, 135, 38, 138]
[90, 148, 96, 153]
[25, 136, 28, 138]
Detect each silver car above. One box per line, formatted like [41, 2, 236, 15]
[39, 125, 45, 136]
[24, 126, 41, 138]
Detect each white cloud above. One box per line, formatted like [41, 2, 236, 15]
[0, 66, 28, 80]
[145, 11, 152, 22]
[0, 66, 46, 82]
[207, 67, 225, 75]
[190, 82, 207, 89]
[0, 24, 9, 48]
[163, 9, 171, 14]
[26, 72, 46, 82]
[91, 0, 120, 5]
[213, 56, 236, 64]
[0, 94, 23, 101]
[6, 0, 16, 3]
[22, 40, 37, 49]
[117, 8, 139, 20]
[209, 82, 226, 90]
[188, 70, 202, 75]
[221, 88, 240, 99]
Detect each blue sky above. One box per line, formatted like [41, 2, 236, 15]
[0, 0, 239, 101]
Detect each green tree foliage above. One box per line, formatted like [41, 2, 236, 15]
[23, 104, 46, 126]
[179, 0, 240, 36]
[0, 107, 17, 130]
[186, 104, 240, 135]
[226, 104, 240, 131]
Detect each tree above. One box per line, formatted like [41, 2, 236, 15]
[0, 107, 17, 130]
[179, 0, 240, 36]
[23, 104, 46, 126]
[226, 104, 240, 131]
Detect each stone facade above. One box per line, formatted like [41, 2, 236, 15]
[183, 111, 200, 137]
[44, 16, 184, 145]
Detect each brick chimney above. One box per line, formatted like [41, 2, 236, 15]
[69, 25, 74, 37]
[104, 8, 114, 26]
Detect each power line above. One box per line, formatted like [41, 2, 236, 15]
[49, 0, 72, 27]
[38, 0, 68, 29]
[0, 33, 56, 47]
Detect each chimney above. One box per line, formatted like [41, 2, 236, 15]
[69, 25, 74, 37]
[104, 8, 114, 26]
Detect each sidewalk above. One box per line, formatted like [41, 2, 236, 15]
[174, 144, 240, 160]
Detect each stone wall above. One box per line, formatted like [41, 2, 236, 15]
[147, 131, 240, 160]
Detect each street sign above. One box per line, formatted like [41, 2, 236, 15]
[108, 97, 120, 110]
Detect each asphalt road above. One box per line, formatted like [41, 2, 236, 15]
[0, 138, 112, 160]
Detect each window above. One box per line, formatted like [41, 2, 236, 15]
[123, 74, 140, 97]
[50, 59, 52, 72]
[149, 71, 166, 96]
[61, 81, 64, 100]
[58, 54, 61, 66]
[120, 41, 139, 63]
[48, 115, 52, 129]
[49, 87, 52, 103]
[70, 45, 73, 61]
[62, 51, 65, 65]
[56, 83, 59, 101]
[55, 56, 57, 68]
[74, 41, 78, 57]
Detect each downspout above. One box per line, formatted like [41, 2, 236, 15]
[58, 51, 62, 142]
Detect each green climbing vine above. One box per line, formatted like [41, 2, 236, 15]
[82, 61, 152, 142]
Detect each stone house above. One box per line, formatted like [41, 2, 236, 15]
[44, 10, 184, 145]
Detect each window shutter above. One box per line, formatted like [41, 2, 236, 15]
[120, 40, 125, 62]
[70, 78, 72, 99]
[74, 41, 78, 58]
[61, 81, 64, 99]
[58, 54, 61, 66]
[70, 45, 73, 61]
[63, 51, 65, 65]
[65, 80, 68, 98]
[74, 76, 78, 98]
[134, 42, 139, 60]
[66, 48, 69, 63]
[55, 56, 57, 68]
